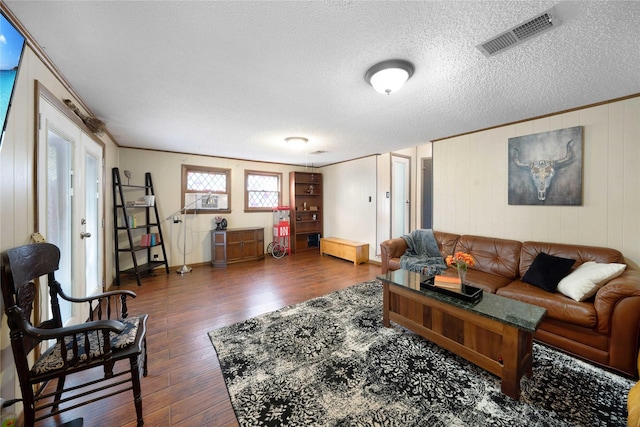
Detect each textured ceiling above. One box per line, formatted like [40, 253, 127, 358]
[5, 1, 640, 166]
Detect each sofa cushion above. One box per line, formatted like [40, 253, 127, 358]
[520, 241, 623, 278]
[521, 252, 575, 292]
[455, 235, 522, 280]
[557, 261, 626, 301]
[497, 281, 597, 328]
[434, 231, 460, 258]
[461, 269, 513, 293]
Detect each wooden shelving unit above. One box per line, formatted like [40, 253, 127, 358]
[289, 171, 322, 253]
[112, 168, 169, 286]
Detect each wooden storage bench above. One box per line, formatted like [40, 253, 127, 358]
[320, 237, 369, 265]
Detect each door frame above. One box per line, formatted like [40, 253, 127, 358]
[34, 81, 106, 323]
[390, 154, 411, 238]
[421, 157, 433, 229]
[79, 131, 104, 302]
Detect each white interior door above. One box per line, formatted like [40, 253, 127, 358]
[38, 96, 104, 325]
[391, 155, 411, 238]
[80, 132, 103, 302]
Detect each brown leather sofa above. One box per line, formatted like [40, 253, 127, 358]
[380, 231, 640, 378]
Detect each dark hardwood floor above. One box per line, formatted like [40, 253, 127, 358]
[38, 251, 381, 427]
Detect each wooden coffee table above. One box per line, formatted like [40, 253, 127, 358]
[378, 270, 547, 400]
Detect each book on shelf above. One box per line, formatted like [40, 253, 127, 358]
[125, 196, 154, 207]
[126, 215, 137, 228]
[140, 233, 160, 247]
[126, 201, 147, 207]
[433, 274, 462, 290]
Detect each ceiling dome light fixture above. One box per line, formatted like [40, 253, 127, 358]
[285, 136, 309, 144]
[365, 59, 415, 95]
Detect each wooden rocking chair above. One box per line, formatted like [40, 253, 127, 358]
[1, 243, 148, 426]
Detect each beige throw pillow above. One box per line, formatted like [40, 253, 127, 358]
[557, 261, 626, 301]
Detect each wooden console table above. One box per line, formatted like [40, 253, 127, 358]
[211, 227, 265, 267]
[378, 270, 546, 400]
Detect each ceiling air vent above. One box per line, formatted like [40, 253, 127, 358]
[477, 7, 561, 57]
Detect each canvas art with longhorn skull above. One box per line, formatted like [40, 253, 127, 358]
[508, 126, 583, 205]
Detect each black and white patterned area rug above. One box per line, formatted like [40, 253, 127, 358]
[208, 280, 634, 426]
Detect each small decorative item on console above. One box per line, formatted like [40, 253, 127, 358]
[446, 252, 475, 285]
[214, 216, 224, 230]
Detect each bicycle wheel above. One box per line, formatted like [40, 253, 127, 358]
[266, 241, 275, 255]
[272, 243, 286, 259]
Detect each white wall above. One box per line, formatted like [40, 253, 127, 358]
[116, 148, 316, 272]
[322, 146, 422, 262]
[432, 97, 640, 268]
[323, 156, 377, 259]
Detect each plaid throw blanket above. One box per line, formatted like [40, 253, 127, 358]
[400, 229, 447, 276]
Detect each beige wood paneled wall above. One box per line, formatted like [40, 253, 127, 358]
[433, 97, 640, 267]
[0, 45, 120, 414]
[322, 156, 377, 259]
[116, 148, 318, 270]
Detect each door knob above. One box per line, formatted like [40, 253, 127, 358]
[81, 232, 92, 239]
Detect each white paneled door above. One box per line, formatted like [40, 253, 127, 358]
[38, 96, 103, 325]
[391, 155, 411, 238]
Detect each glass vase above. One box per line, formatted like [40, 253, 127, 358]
[457, 268, 467, 285]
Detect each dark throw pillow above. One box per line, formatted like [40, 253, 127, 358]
[522, 252, 576, 292]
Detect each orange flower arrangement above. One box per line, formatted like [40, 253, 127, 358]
[445, 251, 475, 272]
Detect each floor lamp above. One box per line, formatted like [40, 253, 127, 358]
[168, 193, 213, 275]
[176, 207, 191, 274]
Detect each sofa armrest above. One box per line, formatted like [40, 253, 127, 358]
[380, 237, 408, 274]
[594, 269, 640, 334]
